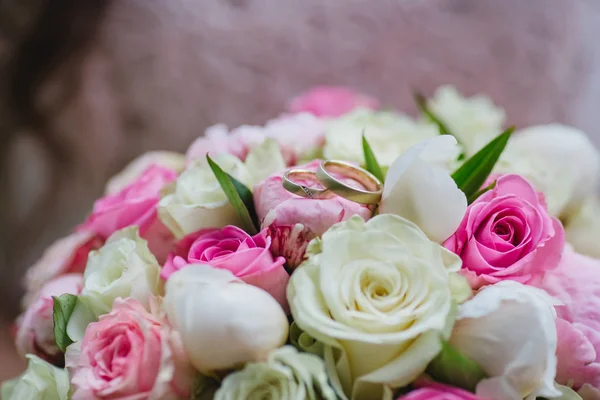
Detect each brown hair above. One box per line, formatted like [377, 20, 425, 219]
[0, 1, 111, 318]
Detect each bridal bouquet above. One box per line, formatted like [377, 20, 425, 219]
[5, 86, 600, 400]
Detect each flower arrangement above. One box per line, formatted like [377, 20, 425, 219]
[4, 85, 600, 400]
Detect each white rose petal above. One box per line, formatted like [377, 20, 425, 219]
[564, 196, 600, 259]
[449, 281, 560, 400]
[164, 265, 289, 374]
[380, 136, 467, 243]
[428, 85, 506, 156]
[495, 124, 600, 217]
[1, 355, 70, 400]
[215, 346, 337, 400]
[244, 138, 287, 183]
[288, 214, 461, 400]
[158, 154, 254, 238]
[67, 227, 161, 341]
[323, 108, 438, 166]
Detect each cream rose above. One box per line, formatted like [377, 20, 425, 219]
[1, 355, 70, 400]
[67, 227, 162, 341]
[427, 85, 506, 156]
[214, 346, 337, 400]
[495, 124, 600, 217]
[323, 108, 438, 166]
[564, 196, 600, 258]
[160, 141, 285, 238]
[287, 214, 461, 400]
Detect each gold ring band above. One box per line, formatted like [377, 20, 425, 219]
[316, 160, 383, 205]
[283, 169, 335, 199]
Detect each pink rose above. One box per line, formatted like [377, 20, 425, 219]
[78, 165, 177, 262]
[444, 174, 564, 289]
[397, 382, 484, 400]
[538, 246, 600, 393]
[66, 298, 193, 400]
[16, 274, 83, 364]
[23, 231, 103, 307]
[253, 160, 372, 269]
[288, 86, 380, 117]
[161, 226, 289, 309]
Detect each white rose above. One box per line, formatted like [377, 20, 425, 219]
[449, 281, 560, 400]
[564, 196, 600, 258]
[67, 227, 161, 341]
[427, 85, 506, 156]
[323, 108, 438, 166]
[287, 214, 461, 400]
[215, 346, 337, 400]
[164, 265, 289, 374]
[105, 151, 185, 194]
[1, 355, 70, 400]
[495, 124, 600, 217]
[380, 136, 467, 243]
[158, 153, 254, 238]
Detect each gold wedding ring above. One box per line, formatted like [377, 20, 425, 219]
[316, 160, 383, 205]
[283, 169, 335, 199]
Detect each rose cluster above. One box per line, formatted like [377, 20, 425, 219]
[4, 86, 600, 400]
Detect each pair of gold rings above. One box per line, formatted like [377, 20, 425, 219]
[282, 160, 383, 205]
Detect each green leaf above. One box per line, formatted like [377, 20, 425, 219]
[361, 133, 385, 182]
[451, 127, 514, 200]
[414, 92, 453, 137]
[52, 294, 77, 352]
[206, 155, 258, 234]
[467, 179, 497, 204]
[426, 341, 487, 392]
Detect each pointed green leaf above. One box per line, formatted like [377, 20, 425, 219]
[414, 92, 454, 137]
[53, 294, 78, 352]
[452, 127, 514, 200]
[467, 179, 497, 204]
[361, 133, 385, 182]
[206, 155, 258, 234]
[426, 341, 487, 392]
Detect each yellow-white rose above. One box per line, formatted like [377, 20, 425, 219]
[159, 141, 285, 238]
[287, 214, 461, 400]
[564, 196, 600, 258]
[105, 151, 186, 194]
[495, 124, 600, 217]
[158, 153, 254, 238]
[67, 227, 161, 341]
[1, 355, 70, 400]
[215, 346, 337, 400]
[323, 108, 438, 166]
[427, 85, 506, 156]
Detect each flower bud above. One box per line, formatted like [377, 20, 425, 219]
[164, 265, 289, 373]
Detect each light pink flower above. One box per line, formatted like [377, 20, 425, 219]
[66, 298, 193, 400]
[444, 174, 564, 289]
[397, 382, 484, 400]
[16, 274, 83, 364]
[253, 160, 372, 269]
[538, 246, 600, 393]
[185, 123, 259, 163]
[185, 114, 325, 166]
[161, 226, 289, 309]
[78, 165, 177, 262]
[288, 86, 380, 117]
[23, 231, 103, 307]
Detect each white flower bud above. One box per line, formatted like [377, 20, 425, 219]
[164, 265, 289, 373]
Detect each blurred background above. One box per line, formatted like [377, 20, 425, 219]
[1, 0, 600, 380]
